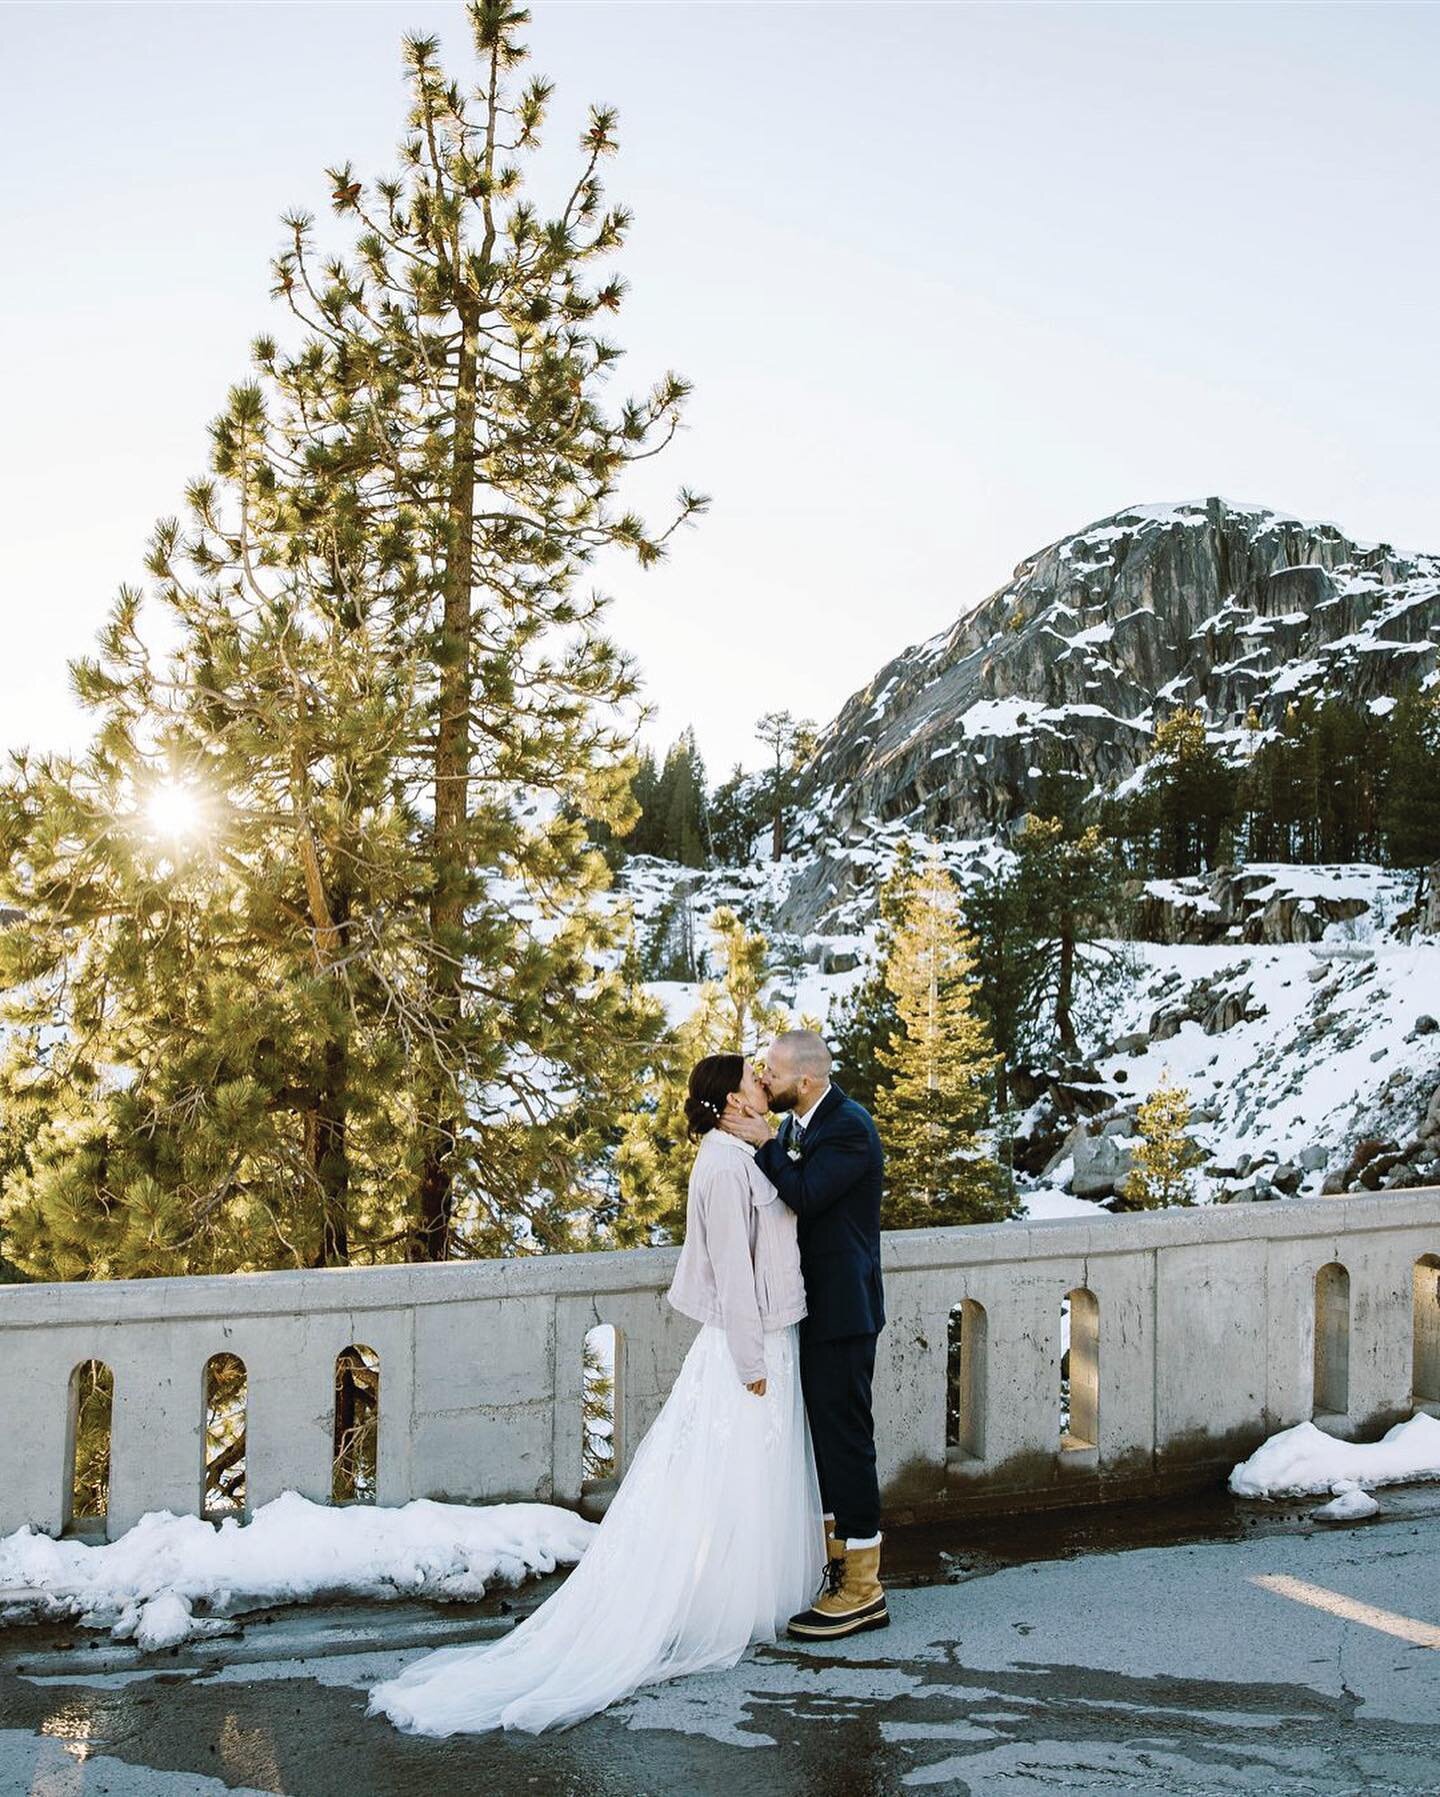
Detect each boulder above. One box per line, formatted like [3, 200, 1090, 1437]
[1050, 1080, 1114, 1119]
[1344, 1137, 1398, 1182]
[1202, 988, 1250, 1034]
[1071, 1131, 1134, 1198]
[1040, 1123, 1087, 1179]
[1150, 1008, 1190, 1041]
[1358, 1152, 1406, 1190]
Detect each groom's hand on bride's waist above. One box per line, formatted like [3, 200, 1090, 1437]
[720, 1094, 775, 1147]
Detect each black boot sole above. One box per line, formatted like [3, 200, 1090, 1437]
[786, 1603, 890, 1641]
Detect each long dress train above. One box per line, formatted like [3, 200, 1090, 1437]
[366, 1319, 824, 1735]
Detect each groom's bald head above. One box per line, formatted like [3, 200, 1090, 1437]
[762, 1031, 832, 1111]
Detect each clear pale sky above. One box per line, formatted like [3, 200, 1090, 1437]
[2, 2, 1438, 777]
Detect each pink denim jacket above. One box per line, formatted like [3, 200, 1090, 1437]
[665, 1128, 808, 1384]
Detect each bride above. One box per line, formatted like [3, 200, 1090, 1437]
[366, 1052, 824, 1736]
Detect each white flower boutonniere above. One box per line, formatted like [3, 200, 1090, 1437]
[786, 1141, 803, 1163]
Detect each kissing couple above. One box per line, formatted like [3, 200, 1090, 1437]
[368, 1029, 889, 1736]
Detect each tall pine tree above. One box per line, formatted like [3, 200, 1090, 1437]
[1015, 815, 1135, 1059]
[874, 854, 1014, 1228]
[0, 3, 697, 1273]
[1380, 685, 1440, 900]
[262, 3, 707, 1257]
[1125, 708, 1237, 877]
[616, 906, 790, 1238]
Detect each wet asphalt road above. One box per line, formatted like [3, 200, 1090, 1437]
[4, 1490, 1440, 1796]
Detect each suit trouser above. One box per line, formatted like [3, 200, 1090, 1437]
[799, 1328, 880, 1541]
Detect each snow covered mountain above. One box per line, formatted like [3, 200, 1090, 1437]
[794, 496, 1439, 860]
[617, 498, 1440, 1219]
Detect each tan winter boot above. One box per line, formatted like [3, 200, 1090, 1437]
[787, 1533, 889, 1640]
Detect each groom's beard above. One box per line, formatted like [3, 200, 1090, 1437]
[767, 1083, 801, 1114]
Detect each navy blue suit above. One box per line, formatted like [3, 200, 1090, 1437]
[755, 1082, 885, 1539]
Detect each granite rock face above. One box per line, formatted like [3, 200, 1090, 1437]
[794, 497, 1440, 847]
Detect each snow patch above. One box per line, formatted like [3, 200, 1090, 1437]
[1229, 1413, 1440, 1500]
[0, 1490, 595, 1649]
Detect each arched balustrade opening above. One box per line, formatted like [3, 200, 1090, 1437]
[583, 1323, 620, 1490]
[1313, 1263, 1351, 1421]
[1061, 1290, 1100, 1452]
[946, 1300, 987, 1462]
[65, 1359, 114, 1535]
[203, 1352, 248, 1520]
[332, 1344, 380, 1503]
[1413, 1255, 1440, 1409]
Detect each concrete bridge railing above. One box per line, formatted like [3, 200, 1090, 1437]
[2, 1189, 1439, 1540]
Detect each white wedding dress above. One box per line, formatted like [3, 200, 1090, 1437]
[366, 1319, 824, 1735]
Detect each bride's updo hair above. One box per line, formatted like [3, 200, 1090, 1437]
[685, 1053, 745, 1140]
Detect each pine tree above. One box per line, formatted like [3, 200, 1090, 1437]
[708, 765, 766, 865]
[1380, 685, 1440, 901]
[958, 861, 1049, 1108]
[628, 749, 662, 856]
[1127, 708, 1237, 876]
[874, 855, 1014, 1228]
[1314, 696, 1380, 861]
[654, 730, 709, 866]
[755, 712, 816, 862]
[1117, 1071, 1204, 1210]
[616, 906, 789, 1239]
[828, 841, 918, 1111]
[260, 4, 707, 1258]
[0, 380, 427, 1277]
[1014, 816, 1135, 1060]
[0, 4, 696, 1274]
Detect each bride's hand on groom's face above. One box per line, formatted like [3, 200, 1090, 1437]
[719, 1092, 775, 1147]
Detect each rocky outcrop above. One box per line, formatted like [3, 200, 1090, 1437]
[1320, 1077, 1440, 1195]
[1133, 868, 1372, 946]
[792, 498, 1440, 852]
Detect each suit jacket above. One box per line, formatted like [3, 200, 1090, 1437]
[754, 1082, 885, 1343]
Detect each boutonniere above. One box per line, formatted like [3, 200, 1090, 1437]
[786, 1141, 803, 1162]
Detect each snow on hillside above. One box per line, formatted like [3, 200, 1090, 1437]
[1039, 936, 1440, 1207]
[616, 851, 1440, 1224]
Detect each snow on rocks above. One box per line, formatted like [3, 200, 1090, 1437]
[0, 1490, 595, 1649]
[1229, 1413, 1440, 1500]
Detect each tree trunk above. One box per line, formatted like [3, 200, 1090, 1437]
[1055, 926, 1077, 1054]
[416, 288, 481, 1261]
[314, 1030, 349, 1266]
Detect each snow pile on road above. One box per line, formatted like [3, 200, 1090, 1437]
[1311, 1483, 1380, 1522]
[0, 1489, 595, 1650]
[1229, 1412, 1440, 1499]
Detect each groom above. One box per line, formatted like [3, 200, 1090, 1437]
[723, 1029, 888, 1639]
